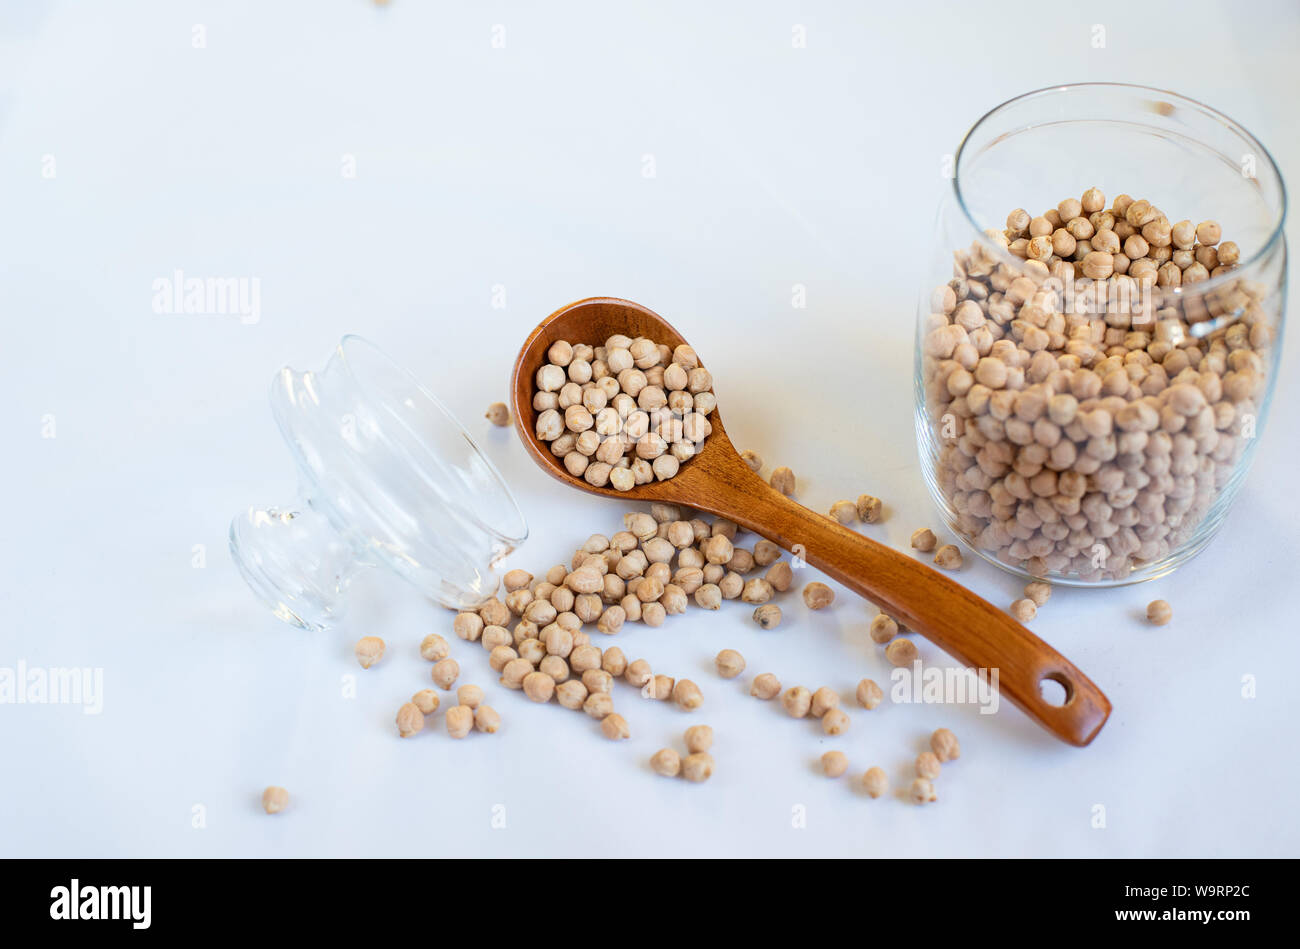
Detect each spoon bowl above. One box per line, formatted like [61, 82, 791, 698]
[512, 297, 1111, 747]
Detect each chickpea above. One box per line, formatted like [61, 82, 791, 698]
[855, 494, 883, 523]
[770, 466, 796, 496]
[821, 708, 850, 736]
[684, 724, 713, 753]
[910, 778, 937, 804]
[1024, 581, 1051, 607]
[1010, 598, 1037, 622]
[261, 786, 289, 814]
[750, 673, 782, 700]
[473, 705, 501, 733]
[695, 584, 723, 610]
[500, 657, 533, 689]
[602, 646, 628, 678]
[456, 684, 484, 709]
[396, 702, 425, 738]
[556, 680, 588, 710]
[741, 578, 775, 604]
[445, 705, 474, 739]
[411, 689, 440, 715]
[432, 658, 460, 690]
[810, 686, 840, 718]
[714, 649, 746, 678]
[765, 561, 794, 592]
[354, 636, 386, 669]
[781, 686, 812, 718]
[802, 582, 835, 610]
[651, 748, 682, 777]
[625, 658, 653, 688]
[822, 751, 849, 778]
[488, 645, 517, 673]
[861, 767, 888, 799]
[740, 449, 763, 473]
[672, 679, 703, 711]
[752, 604, 782, 629]
[856, 678, 883, 709]
[681, 753, 715, 782]
[933, 545, 963, 570]
[869, 613, 899, 644]
[829, 500, 857, 524]
[753, 540, 781, 566]
[583, 692, 615, 720]
[910, 528, 937, 552]
[600, 713, 631, 740]
[523, 671, 556, 703]
[916, 751, 941, 780]
[931, 728, 961, 762]
[1147, 599, 1173, 625]
[885, 637, 919, 667]
[419, 633, 450, 662]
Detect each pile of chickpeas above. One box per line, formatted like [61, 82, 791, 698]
[532, 336, 716, 490]
[922, 189, 1271, 581]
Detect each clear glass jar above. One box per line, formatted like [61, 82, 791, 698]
[915, 83, 1287, 586]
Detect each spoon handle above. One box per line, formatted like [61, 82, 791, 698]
[700, 465, 1111, 747]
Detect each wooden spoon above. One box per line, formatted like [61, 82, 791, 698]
[511, 297, 1111, 747]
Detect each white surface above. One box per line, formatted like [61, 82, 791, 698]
[2, 0, 1298, 858]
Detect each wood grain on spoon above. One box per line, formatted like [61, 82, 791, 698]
[511, 296, 1111, 747]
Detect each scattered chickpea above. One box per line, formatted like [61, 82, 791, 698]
[456, 684, 484, 709]
[781, 686, 812, 718]
[714, 649, 746, 679]
[770, 466, 796, 496]
[684, 724, 713, 753]
[861, 768, 888, 799]
[261, 786, 289, 815]
[681, 753, 714, 782]
[650, 674, 674, 700]
[445, 705, 474, 739]
[1009, 598, 1037, 623]
[915, 751, 941, 780]
[821, 708, 850, 736]
[856, 678, 883, 709]
[354, 636, 385, 669]
[500, 657, 533, 689]
[672, 679, 703, 711]
[625, 658, 653, 688]
[694, 584, 722, 610]
[419, 633, 450, 662]
[1147, 599, 1173, 625]
[752, 604, 782, 629]
[855, 494, 883, 523]
[651, 748, 682, 777]
[741, 449, 763, 473]
[931, 728, 960, 762]
[802, 582, 835, 610]
[556, 680, 588, 709]
[910, 778, 937, 804]
[752, 540, 781, 566]
[885, 637, 919, 667]
[432, 658, 460, 690]
[583, 692, 615, 720]
[473, 705, 501, 733]
[829, 500, 857, 524]
[453, 612, 484, 642]
[910, 528, 937, 553]
[396, 702, 425, 737]
[523, 671, 556, 703]
[485, 402, 511, 427]
[821, 751, 849, 778]
[810, 686, 840, 718]
[750, 673, 782, 700]
[869, 612, 899, 644]
[933, 545, 963, 570]
[600, 713, 631, 740]
[411, 689, 440, 715]
[741, 578, 775, 604]
[1024, 581, 1051, 607]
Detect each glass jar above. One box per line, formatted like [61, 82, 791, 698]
[915, 83, 1287, 585]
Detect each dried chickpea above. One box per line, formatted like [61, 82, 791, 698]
[651, 748, 682, 777]
[810, 686, 840, 718]
[672, 679, 703, 711]
[916, 751, 941, 780]
[354, 635, 385, 669]
[430, 658, 460, 690]
[419, 633, 450, 662]
[261, 786, 289, 815]
[802, 582, 835, 610]
[485, 402, 511, 427]
[752, 604, 782, 629]
[740, 449, 763, 473]
[855, 678, 883, 709]
[829, 500, 857, 524]
[681, 753, 714, 782]
[855, 494, 883, 523]
[821, 708, 850, 736]
[1147, 599, 1173, 625]
[411, 689, 440, 715]
[933, 545, 963, 570]
[931, 727, 960, 762]
[582, 669, 613, 694]
[500, 657, 533, 689]
[714, 649, 746, 678]
[765, 561, 794, 592]
[456, 684, 484, 709]
[910, 528, 937, 553]
[910, 778, 937, 804]
[719, 572, 744, 600]
[583, 692, 615, 720]
[452, 612, 484, 641]
[869, 613, 899, 644]
[885, 637, 919, 667]
[625, 658, 653, 688]
[601, 647, 627, 678]
[640, 600, 665, 626]
[396, 702, 425, 738]
[478, 598, 510, 628]
[1024, 581, 1051, 607]
[684, 724, 713, 753]
[473, 705, 501, 733]
[770, 466, 796, 496]
[695, 584, 723, 610]
[488, 645, 517, 673]
[753, 540, 781, 566]
[862, 767, 888, 799]
[781, 686, 812, 718]
[445, 705, 473, 739]
[481, 625, 512, 651]
[1010, 598, 1037, 622]
[600, 713, 630, 740]
[822, 751, 849, 778]
[523, 671, 555, 703]
[751, 673, 781, 700]
[741, 578, 775, 604]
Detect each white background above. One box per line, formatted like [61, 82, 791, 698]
[2, 1, 1298, 858]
